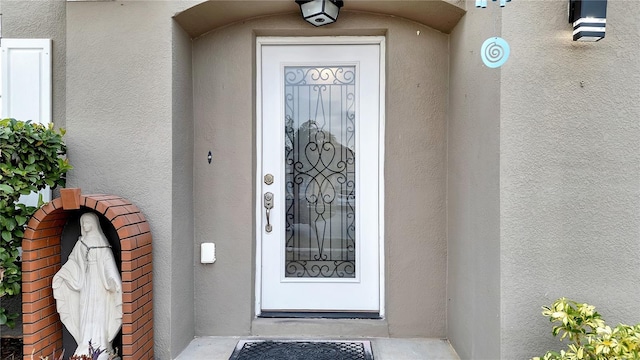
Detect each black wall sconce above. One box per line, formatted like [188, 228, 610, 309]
[295, 0, 344, 26]
[569, 0, 607, 41]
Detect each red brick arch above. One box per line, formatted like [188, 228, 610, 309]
[21, 191, 153, 360]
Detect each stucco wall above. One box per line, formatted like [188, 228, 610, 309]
[192, 11, 449, 337]
[171, 21, 196, 356]
[192, 14, 256, 336]
[65, 2, 196, 358]
[7, 1, 639, 358]
[447, 2, 501, 359]
[0, 0, 66, 128]
[501, 1, 640, 358]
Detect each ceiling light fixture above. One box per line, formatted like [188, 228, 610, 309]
[295, 0, 344, 26]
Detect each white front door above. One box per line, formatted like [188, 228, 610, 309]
[257, 37, 384, 314]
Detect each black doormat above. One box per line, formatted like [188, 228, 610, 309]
[229, 340, 374, 360]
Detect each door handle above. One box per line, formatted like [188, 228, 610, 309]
[264, 192, 274, 233]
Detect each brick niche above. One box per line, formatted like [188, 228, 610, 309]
[21, 191, 153, 360]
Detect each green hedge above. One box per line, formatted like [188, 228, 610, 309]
[0, 118, 71, 327]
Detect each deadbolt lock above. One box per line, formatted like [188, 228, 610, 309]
[264, 174, 274, 185]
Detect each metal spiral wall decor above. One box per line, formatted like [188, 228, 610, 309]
[475, 0, 512, 68]
[284, 66, 356, 278]
[481, 37, 510, 68]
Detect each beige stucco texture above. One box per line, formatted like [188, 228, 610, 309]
[447, 2, 501, 359]
[192, 12, 449, 338]
[7, 0, 640, 359]
[65, 2, 197, 358]
[500, 1, 640, 359]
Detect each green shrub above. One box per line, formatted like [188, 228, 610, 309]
[0, 118, 72, 328]
[533, 298, 640, 360]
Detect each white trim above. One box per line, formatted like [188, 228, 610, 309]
[255, 37, 264, 316]
[1, 39, 52, 124]
[573, 18, 606, 26]
[255, 36, 386, 317]
[573, 27, 606, 36]
[377, 37, 386, 319]
[1, 38, 53, 206]
[257, 36, 386, 46]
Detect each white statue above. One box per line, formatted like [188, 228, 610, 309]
[52, 212, 122, 359]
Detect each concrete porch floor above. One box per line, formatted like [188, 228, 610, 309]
[175, 337, 460, 360]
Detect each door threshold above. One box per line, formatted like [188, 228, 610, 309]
[259, 311, 381, 319]
[251, 317, 389, 337]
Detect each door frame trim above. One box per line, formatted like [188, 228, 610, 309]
[255, 36, 386, 318]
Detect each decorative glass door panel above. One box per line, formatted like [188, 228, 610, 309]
[258, 38, 382, 312]
[284, 66, 356, 279]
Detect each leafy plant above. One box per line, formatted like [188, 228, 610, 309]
[532, 298, 640, 360]
[0, 305, 19, 327]
[0, 118, 72, 327]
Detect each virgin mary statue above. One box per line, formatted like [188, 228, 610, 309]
[52, 212, 122, 359]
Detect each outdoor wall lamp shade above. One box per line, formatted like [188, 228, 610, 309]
[569, 0, 607, 41]
[295, 0, 344, 26]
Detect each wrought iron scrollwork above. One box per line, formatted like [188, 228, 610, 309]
[284, 66, 356, 278]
